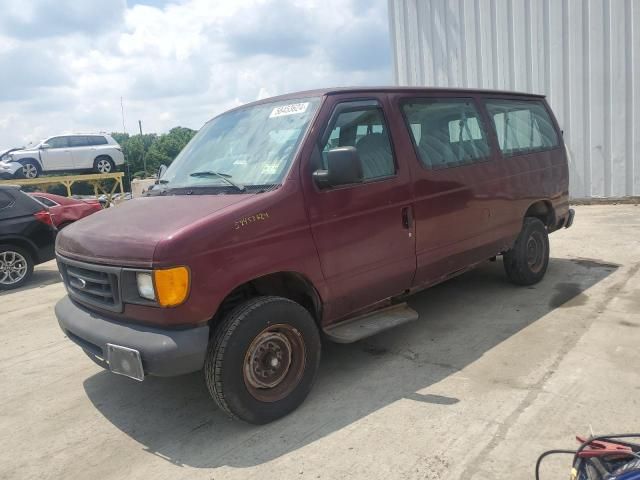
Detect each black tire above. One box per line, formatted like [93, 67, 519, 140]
[503, 217, 550, 285]
[0, 245, 34, 290]
[17, 159, 41, 179]
[94, 156, 115, 174]
[204, 296, 321, 424]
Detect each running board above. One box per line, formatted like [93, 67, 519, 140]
[323, 303, 419, 344]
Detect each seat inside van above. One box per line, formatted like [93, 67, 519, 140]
[410, 102, 489, 168]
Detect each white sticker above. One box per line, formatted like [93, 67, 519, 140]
[261, 163, 279, 174]
[269, 102, 309, 118]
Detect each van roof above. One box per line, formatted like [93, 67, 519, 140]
[221, 86, 546, 117]
[286, 86, 544, 98]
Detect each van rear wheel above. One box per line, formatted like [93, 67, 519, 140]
[503, 217, 549, 285]
[204, 296, 321, 424]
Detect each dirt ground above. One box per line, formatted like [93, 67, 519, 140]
[1, 204, 639, 479]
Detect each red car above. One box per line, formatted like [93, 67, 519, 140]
[29, 193, 102, 229]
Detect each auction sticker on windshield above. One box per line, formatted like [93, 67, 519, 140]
[269, 103, 309, 118]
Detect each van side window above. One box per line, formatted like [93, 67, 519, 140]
[401, 99, 490, 169]
[485, 99, 559, 155]
[321, 104, 395, 180]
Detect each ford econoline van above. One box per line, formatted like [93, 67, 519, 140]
[55, 87, 574, 424]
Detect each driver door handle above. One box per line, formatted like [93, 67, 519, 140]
[401, 206, 413, 230]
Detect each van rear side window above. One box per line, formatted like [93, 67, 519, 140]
[485, 99, 559, 155]
[402, 99, 490, 169]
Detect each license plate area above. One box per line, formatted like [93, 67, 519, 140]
[106, 344, 144, 381]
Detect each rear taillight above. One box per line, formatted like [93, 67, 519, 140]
[34, 210, 54, 227]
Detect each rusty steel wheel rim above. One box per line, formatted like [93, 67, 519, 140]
[526, 231, 546, 273]
[243, 324, 306, 403]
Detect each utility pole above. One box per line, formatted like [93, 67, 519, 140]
[138, 120, 147, 176]
[120, 97, 126, 133]
[120, 97, 132, 189]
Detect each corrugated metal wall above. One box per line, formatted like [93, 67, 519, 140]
[388, 0, 640, 198]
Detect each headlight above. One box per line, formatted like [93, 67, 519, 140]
[136, 273, 155, 301]
[153, 266, 190, 307]
[135, 267, 190, 307]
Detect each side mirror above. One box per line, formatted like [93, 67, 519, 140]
[40, 143, 51, 149]
[313, 146, 363, 188]
[156, 164, 168, 182]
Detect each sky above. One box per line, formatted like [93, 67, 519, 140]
[0, 0, 392, 149]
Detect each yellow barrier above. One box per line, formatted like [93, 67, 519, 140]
[0, 172, 125, 204]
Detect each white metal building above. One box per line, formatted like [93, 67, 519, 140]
[388, 0, 640, 198]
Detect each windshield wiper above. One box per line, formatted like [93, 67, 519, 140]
[255, 183, 281, 194]
[188, 171, 246, 192]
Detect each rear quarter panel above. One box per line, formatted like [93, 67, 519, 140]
[482, 96, 569, 234]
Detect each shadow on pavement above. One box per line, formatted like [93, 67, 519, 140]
[0, 267, 61, 296]
[83, 257, 617, 468]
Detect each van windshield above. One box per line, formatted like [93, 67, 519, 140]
[159, 97, 321, 192]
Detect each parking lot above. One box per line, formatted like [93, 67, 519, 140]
[1, 204, 639, 479]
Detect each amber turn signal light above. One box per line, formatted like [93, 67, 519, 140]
[153, 267, 190, 307]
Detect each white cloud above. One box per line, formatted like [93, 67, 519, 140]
[0, 0, 127, 39]
[0, 0, 391, 149]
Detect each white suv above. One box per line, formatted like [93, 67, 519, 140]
[0, 134, 125, 179]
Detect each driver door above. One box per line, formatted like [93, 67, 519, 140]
[40, 136, 74, 170]
[302, 95, 416, 323]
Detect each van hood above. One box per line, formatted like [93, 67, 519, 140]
[56, 194, 251, 267]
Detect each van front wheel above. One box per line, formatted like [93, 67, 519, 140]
[503, 217, 549, 286]
[204, 296, 321, 424]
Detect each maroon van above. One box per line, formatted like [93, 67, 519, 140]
[55, 87, 574, 423]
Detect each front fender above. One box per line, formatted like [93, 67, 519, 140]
[0, 160, 23, 177]
[16, 156, 42, 168]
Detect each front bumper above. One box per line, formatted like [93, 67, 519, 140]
[55, 296, 209, 377]
[0, 161, 22, 179]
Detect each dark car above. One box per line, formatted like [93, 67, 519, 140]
[55, 87, 574, 423]
[29, 193, 103, 229]
[0, 185, 57, 289]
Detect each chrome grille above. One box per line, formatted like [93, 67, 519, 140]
[57, 256, 122, 312]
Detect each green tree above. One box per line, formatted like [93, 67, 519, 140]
[111, 126, 196, 178]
